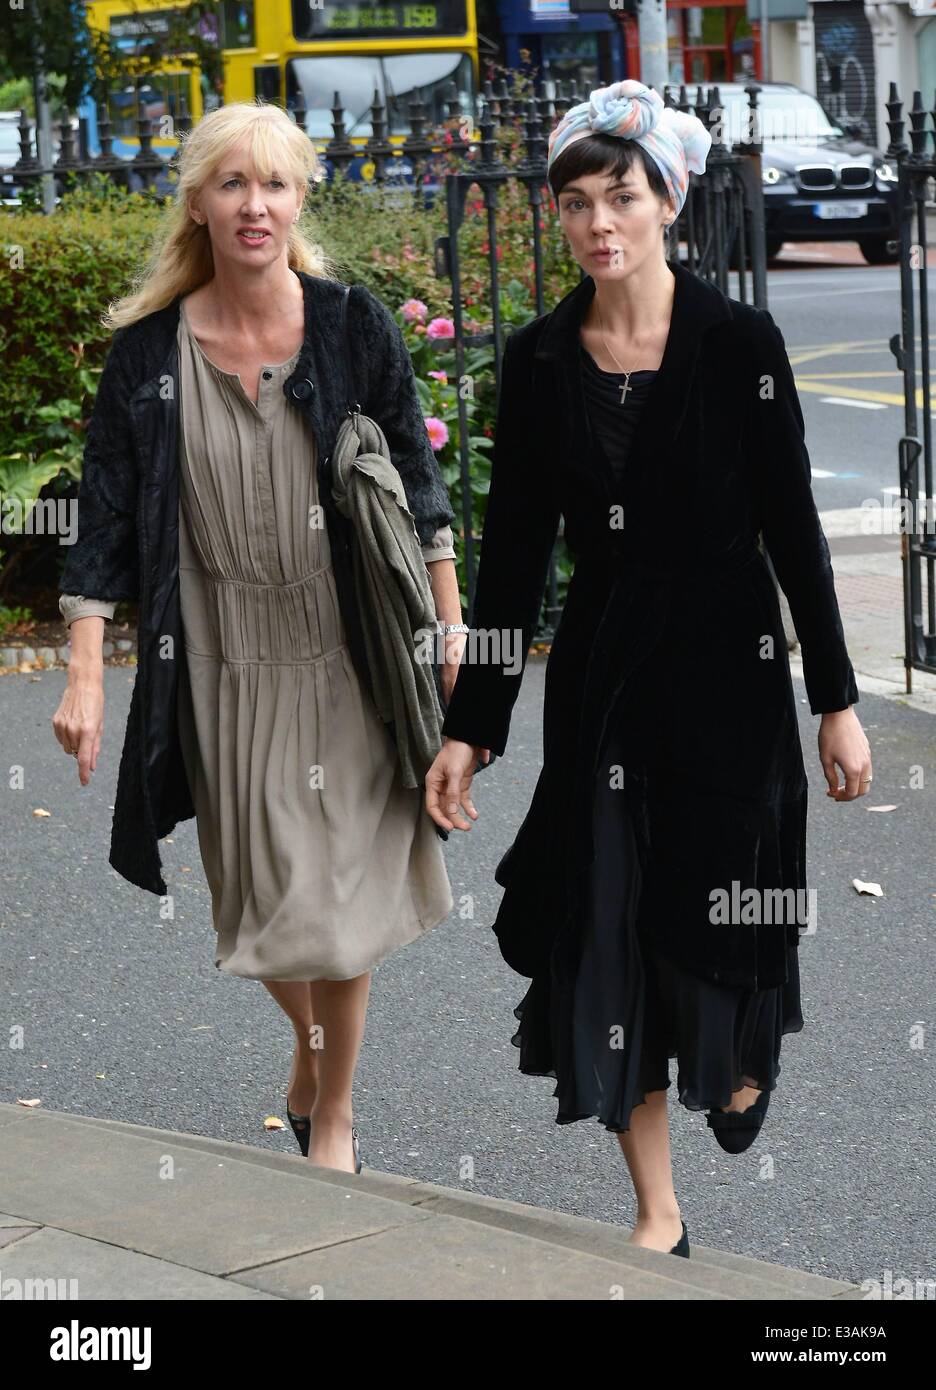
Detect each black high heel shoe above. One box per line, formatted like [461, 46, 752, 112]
[285, 1043, 315, 1157]
[290, 1108, 362, 1173]
[705, 1086, 771, 1154]
[286, 1101, 311, 1158]
[670, 1220, 690, 1257]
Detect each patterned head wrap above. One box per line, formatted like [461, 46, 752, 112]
[546, 80, 712, 217]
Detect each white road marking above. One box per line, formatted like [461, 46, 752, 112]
[768, 284, 905, 303]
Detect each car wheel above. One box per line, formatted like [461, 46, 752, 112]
[765, 236, 783, 260]
[858, 237, 899, 265]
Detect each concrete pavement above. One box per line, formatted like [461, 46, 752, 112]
[0, 1103, 866, 1300]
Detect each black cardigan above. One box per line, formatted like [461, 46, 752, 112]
[58, 270, 456, 896]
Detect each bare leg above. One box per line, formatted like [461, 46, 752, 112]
[616, 1090, 683, 1251]
[616, 1080, 764, 1250]
[305, 972, 371, 1173]
[719, 1084, 761, 1112]
[262, 981, 318, 1114]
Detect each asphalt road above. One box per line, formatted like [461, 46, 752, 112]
[1, 651, 933, 1292]
[735, 251, 911, 515]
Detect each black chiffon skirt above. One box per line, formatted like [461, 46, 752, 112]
[510, 716, 805, 1133]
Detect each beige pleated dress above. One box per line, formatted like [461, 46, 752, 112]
[62, 299, 456, 981]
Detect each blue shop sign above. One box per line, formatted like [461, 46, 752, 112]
[500, 0, 619, 27]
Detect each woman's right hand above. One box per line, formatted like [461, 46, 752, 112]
[52, 618, 106, 786]
[425, 737, 490, 831]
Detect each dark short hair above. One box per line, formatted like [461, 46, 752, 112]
[548, 132, 670, 208]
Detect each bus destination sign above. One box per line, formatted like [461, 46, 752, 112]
[292, 0, 468, 41]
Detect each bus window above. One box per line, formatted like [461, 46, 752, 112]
[221, 1, 256, 48]
[286, 52, 474, 138]
[106, 74, 190, 141]
[254, 65, 281, 103]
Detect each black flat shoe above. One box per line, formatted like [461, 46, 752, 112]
[670, 1220, 690, 1257]
[286, 1103, 311, 1158]
[705, 1087, 771, 1154]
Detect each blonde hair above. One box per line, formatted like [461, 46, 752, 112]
[103, 100, 339, 330]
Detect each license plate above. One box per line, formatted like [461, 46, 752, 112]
[814, 201, 868, 219]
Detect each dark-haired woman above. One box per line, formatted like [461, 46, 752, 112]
[425, 80, 871, 1257]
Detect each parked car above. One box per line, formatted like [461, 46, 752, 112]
[0, 111, 85, 207]
[0, 112, 31, 205]
[709, 83, 899, 265]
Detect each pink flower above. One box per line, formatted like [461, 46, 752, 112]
[424, 416, 449, 451]
[426, 317, 455, 340]
[428, 370, 448, 384]
[401, 298, 428, 323]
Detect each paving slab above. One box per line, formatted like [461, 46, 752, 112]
[0, 1227, 277, 1300]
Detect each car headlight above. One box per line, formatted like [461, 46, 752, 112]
[875, 162, 897, 182]
[762, 165, 786, 185]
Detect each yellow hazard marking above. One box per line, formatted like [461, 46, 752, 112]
[784, 338, 936, 408]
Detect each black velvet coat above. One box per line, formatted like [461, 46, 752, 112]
[59, 271, 455, 897]
[440, 260, 859, 990]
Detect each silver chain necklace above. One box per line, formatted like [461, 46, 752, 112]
[595, 297, 642, 404]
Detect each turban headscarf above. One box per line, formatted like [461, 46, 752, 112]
[546, 80, 712, 217]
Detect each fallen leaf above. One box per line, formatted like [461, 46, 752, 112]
[32, 808, 51, 818]
[95, 1072, 106, 1079]
[852, 878, 884, 897]
[16, 1098, 41, 1107]
[264, 1115, 286, 1133]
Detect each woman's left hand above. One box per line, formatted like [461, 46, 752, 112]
[818, 707, 873, 800]
[439, 631, 467, 706]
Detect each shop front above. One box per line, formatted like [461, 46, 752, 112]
[495, 0, 624, 89]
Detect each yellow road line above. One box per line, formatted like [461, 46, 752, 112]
[793, 381, 905, 404]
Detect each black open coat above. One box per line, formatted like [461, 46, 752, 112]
[440, 260, 859, 991]
[59, 271, 455, 897]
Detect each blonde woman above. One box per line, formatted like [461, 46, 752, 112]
[52, 101, 462, 1174]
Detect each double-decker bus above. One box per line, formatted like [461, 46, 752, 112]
[79, 0, 479, 178]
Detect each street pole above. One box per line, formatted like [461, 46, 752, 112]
[760, 0, 770, 82]
[636, 0, 670, 93]
[28, 0, 55, 213]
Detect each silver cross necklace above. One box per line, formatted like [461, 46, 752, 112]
[595, 297, 641, 404]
